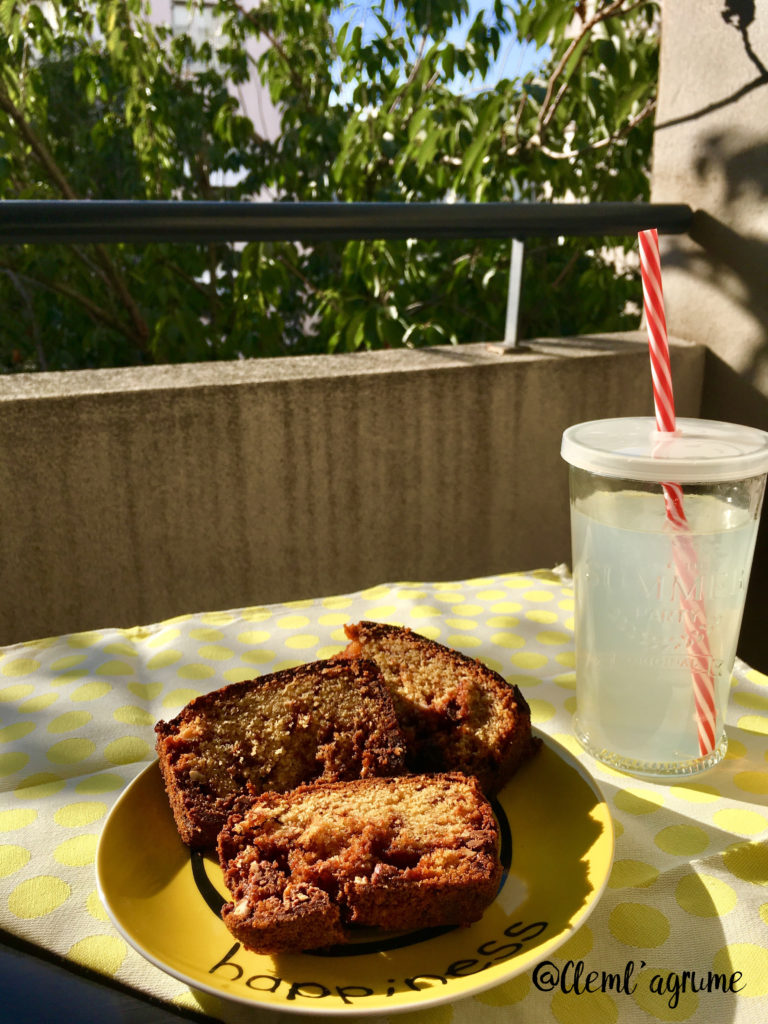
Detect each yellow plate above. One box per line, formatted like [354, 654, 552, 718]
[96, 732, 613, 1016]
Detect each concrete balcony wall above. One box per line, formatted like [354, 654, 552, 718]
[1, 333, 704, 649]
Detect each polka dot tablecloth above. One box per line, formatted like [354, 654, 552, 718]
[1, 567, 768, 1023]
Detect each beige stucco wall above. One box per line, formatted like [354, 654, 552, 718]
[652, 0, 768, 668]
[0, 335, 703, 648]
[652, 0, 768, 425]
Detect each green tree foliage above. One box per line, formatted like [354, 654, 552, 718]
[0, 0, 659, 371]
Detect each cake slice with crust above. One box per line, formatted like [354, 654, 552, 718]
[217, 772, 502, 953]
[338, 621, 539, 793]
[155, 658, 406, 849]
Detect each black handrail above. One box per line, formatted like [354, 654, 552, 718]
[0, 200, 693, 245]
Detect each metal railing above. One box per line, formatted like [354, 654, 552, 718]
[0, 200, 693, 245]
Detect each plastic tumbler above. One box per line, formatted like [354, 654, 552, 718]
[561, 417, 768, 778]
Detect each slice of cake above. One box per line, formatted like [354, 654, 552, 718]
[155, 658, 406, 849]
[339, 621, 539, 793]
[218, 772, 502, 953]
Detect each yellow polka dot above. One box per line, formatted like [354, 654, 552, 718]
[200, 610, 237, 624]
[490, 633, 525, 649]
[410, 605, 442, 620]
[737, 715, 768, 736]
[415, 625, 442, 641]
[8, 875, 70, 918]
[14, 774, 65, 800]
[197, 644, 234, 661]
[70, 681, 111, 702]
[142, 628, 181, 648]
[554, 672, 576, 689]
[94, 660, 133, 677]
[432, 591, 465, 604]
[551, 989, 618, 1023]
[482, 657, 504, 675]
[564, 617, 574, 631]
[734, 771, 768, 794]
[608, 860, 659, 889]
[733, 691, 768, 712]
[745, 668, 768, 687]
[54, 801, 107, 828]
[523, 589, 555, 603]
[113, 705, 154, 727]
[67, 632, 103, 648]
[103, 642, 136, 658]
[564, 696, 577, 714]
[47, 738, 95, 765]
[725, 737, 748, 760]
[713, 808, 767, 836]
[315, 613, 347, 627]
[127, 681, 163, 700]
[146, 649, 183, 670]
[316, 645, 344, 660]
[68, 935, 127, 976]
[284, 634, 320, 650]
[75, 773, 124, 794]
[242, 606, 275, 620]
[654, 825, 710, 856]
[86, 889, 110, 922]
[712, 943, 768, 996]
[528, 700, 555, 724]
[319, 597, 351, 610]
[161, 688, 201, 709]
[668, 782, 720, 802]
[0, 752, 29, 776]
[222, 667, 256, 684]
[485, 616, 519, 629]
[1, 658, 40, 678]
[475, 972, 530, 1005]
[103, 736, 151, 765]
[559, 599, 575, 611]
[189, 627, 224, 641]
[552, 925, 593, 960]
[0, 722, 36, 744]
[675, 872, 737, 917]
[54, 834, 99, 867]
[526, 610, 559, 625]
[631, 966, 699, 1019]
[0, 844, 31, 877]
[614, 788, 664, 815]
[19, 693, 58, 712]
[555, 651, 576, 668]
[537, 630, 570, 646]
[365, 605, 399, 619]
[451, 604, 483, 616]
[502, 577, 531, 589]
[177, 664, 216, 678]
[609, 903, 669, 947]
[0, 684, 35, 703]
[50, 655, 88, 672]
[47, 711, 92, 734]
[510, 652, 548, 670]
[444, 618, 478, 630]
[489, 601, 523, 615]
[506, 674, 541, 688]
[0, 807, 37, 831]
[721, 841, 768, 885]
[760, 903, 768, 927]
[276, 614, 311, 629]
[446, 634, 482, 649]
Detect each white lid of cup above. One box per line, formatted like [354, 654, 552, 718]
[561, 417, 768, 483]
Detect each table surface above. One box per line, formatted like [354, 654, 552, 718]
[2, 567, 767, 1024]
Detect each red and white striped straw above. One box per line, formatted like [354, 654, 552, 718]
[638, 228, 717, 757]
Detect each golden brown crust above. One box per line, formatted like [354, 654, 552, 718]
[217, 773, 502, 953]
[339, 621, 540, 793]
[155, 658, 406, 849]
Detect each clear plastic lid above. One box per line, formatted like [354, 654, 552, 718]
[561, 417, 768, 483]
